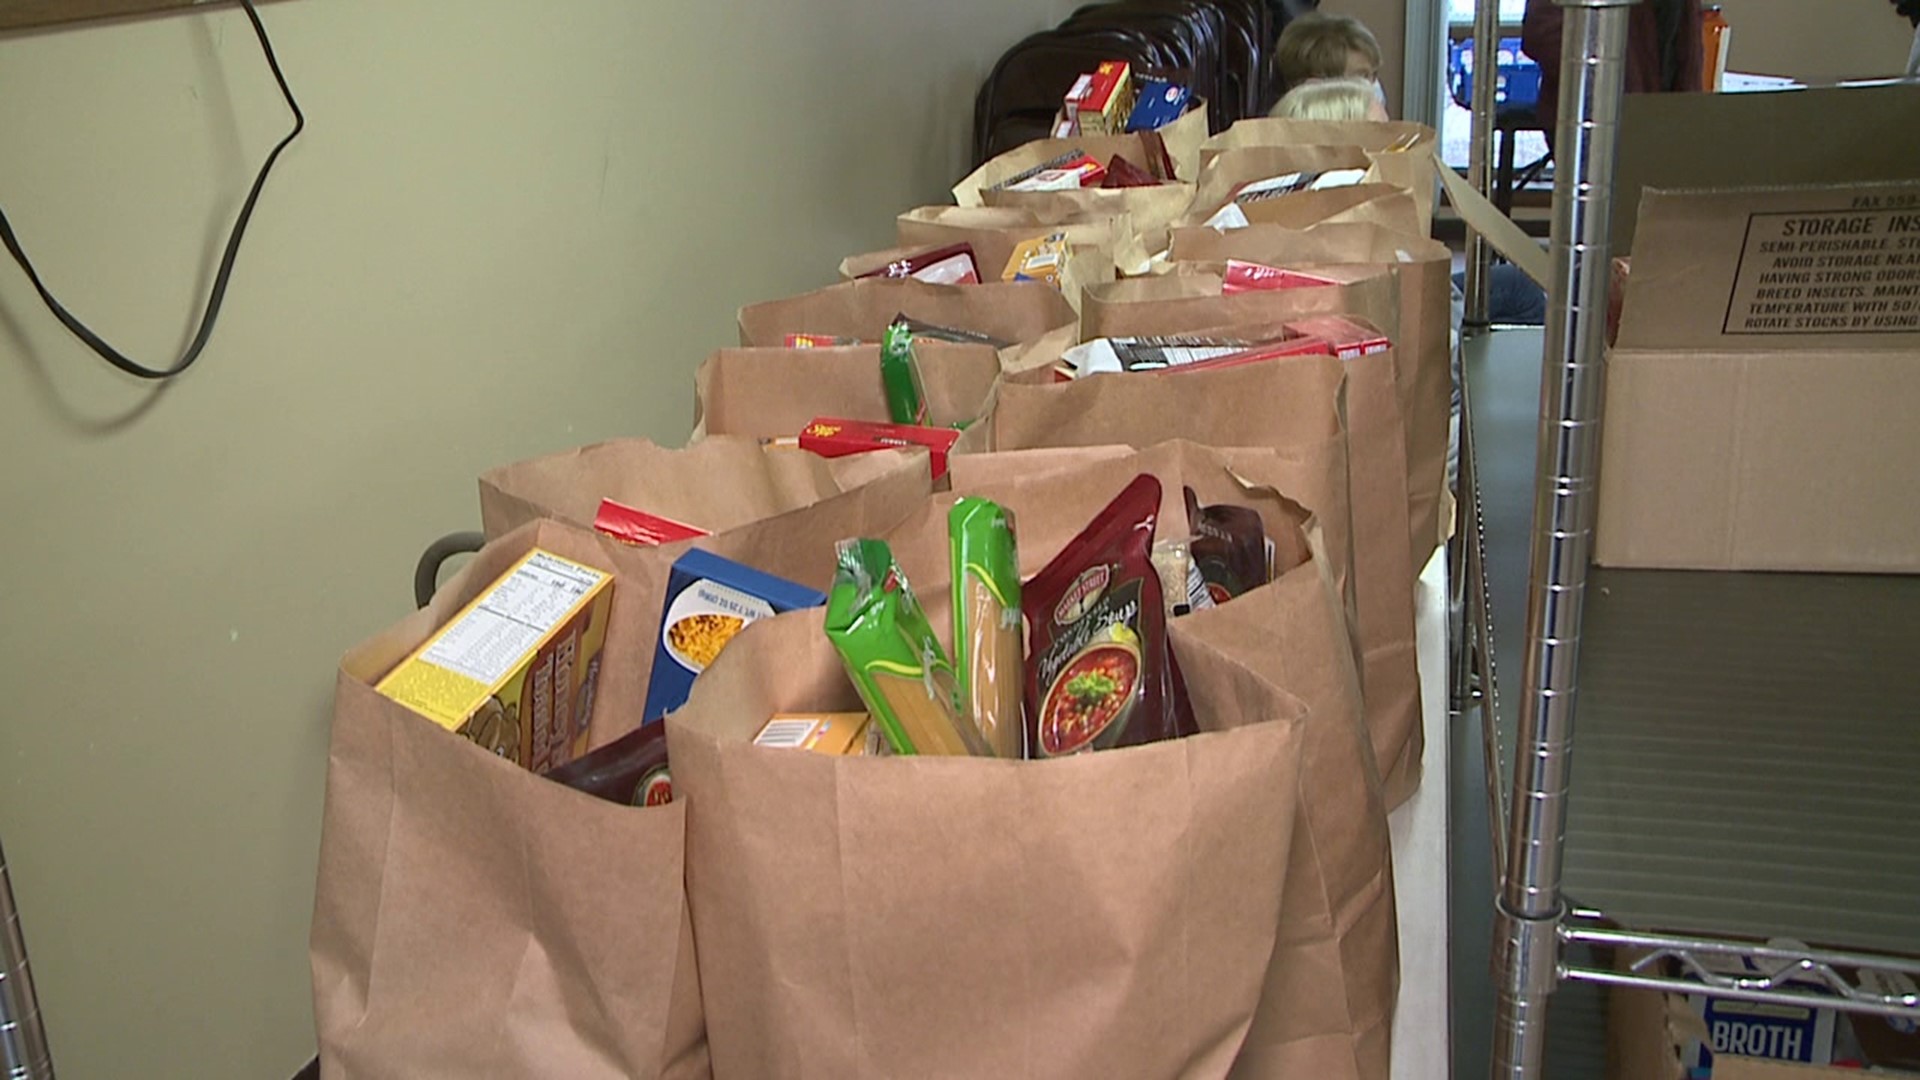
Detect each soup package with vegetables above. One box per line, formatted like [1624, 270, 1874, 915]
[1023, 475, 1195, 757]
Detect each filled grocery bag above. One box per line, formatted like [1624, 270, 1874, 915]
[1197, 118, 1439, 233]
[311, 519, 709, 1080]
[963, 302, 1425, 808]
[478, 435, 930, 540]
[889, 204, 1151, 278]
[667, 448, 1345, 1078]
[951, 108, 1211, 203]
[1170, 222, 1457, 562]
[689, 341, 1000, 444]
[735, 277, 1075, 349]
[1183, 145, 1429, 235]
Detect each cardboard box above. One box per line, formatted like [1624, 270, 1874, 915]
[642, 549, 827, 723]
[1609, 947, 1920, 1078]
[1064, 60, 1132, 137]
[376, 548, 612, 771]
[1595, 181, 1920, 573]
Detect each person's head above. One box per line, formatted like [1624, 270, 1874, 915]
[1270, 76, 1390, 123]
[1274, 12, 1383, 88]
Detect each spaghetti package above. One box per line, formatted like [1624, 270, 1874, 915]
[948, 499, 1025, 758]
[825, 539, 989, 756]
[879, 318, 931, 426]
[1021, 475, 1194, 757]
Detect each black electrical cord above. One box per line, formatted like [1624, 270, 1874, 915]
[0, 0, 304, 381]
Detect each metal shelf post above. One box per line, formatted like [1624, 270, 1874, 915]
[1488, 0, 1633, 1075]
[1462, 0, 1503, 327]
[1, 835, 54, 1079]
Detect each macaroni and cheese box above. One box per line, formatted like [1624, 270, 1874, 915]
[642, 549, 827, 723]
[376, 548, 613, 772]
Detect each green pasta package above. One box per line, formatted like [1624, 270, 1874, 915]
[825, 538, 988, 756]
[948, 498, 1025, 758]
[879, 317, 932, 426]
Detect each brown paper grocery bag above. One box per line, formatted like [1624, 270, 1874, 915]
[736, 278, 1075, 348]
[690, 341, 1000, 439]
[312, 519, 709, 1080]
[972, 343, 1423, 807]
[1171, 222, 1455, 561]
[934, 443, 1396, 1078]
[478, 456, 933, 746]
[1200, 119, 1438, 229]
[479, 436, 928, 540]
[1175, 552, 1397, 1080]
[889, 204, 1152, 278]
[952, 104, 1211, 204]
[980, 182, 1200, 261]
[669, 497, 1313, 1078]
[1225, 184, 1424, 235]
[1187, 146, 1427, 229]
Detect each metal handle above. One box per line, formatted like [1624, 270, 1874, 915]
[0, 836, 54, 1080]
[1489, 0, 1635, 1076]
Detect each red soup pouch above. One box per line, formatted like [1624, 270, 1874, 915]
[1183, 487, 1271, 605]
[1023, 474, 1195, 757]
[1101, 154, 1163, 189]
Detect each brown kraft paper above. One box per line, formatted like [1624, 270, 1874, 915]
[312, 518, 709, 1080]
[478, 436, 929, 540]
[690, 341, 1001, 440]
[736, 277, 1075, 348]
[934, 442, 1396, 1079]
[669, 603, 1309, 1080]
[971, 332, 1424, 808]
[1170, 221, 1456, 561]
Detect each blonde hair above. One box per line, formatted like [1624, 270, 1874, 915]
[1270, 77, 1379, 122]
[1274, 13, 1383, 88]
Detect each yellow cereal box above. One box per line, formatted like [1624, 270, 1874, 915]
[376, 549, 613, 772]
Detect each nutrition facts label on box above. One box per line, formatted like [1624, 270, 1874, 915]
[421, 553, 605, 685]
[1724, 207, 1920, 334]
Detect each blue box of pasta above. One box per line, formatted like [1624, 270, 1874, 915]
[641, 549, 826, 724]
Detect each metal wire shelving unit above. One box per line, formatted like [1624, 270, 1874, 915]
[1455, 1, 1920, 1076]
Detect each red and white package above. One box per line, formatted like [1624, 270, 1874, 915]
[796, 417, 962, 480]
[1221, 260, 1345, 294]
[1164, 335, 1334, 375]
[856, 243, 981, 286]
[1004, 153, 1107, 192]
[592, 499, 711, 546]
[1283, 314, 1391, 359]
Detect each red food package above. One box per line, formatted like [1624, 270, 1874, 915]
[1023, 474, 1195, 757]
[1164, 335, 1332, 375]
[855, 243, 981, 286]
[1101, 154, 1162, 189]
[785, 333, 861, 348]
[1002, 152, 1107, 192]
[542, 720, 673, 807]
[592, 499, 710, 546]
[1282, 314, 1390, 359]
[797, 417, 962, 480]
[1221, 259, 1344, 294]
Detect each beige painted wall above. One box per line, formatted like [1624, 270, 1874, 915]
[0, 1, 1073, 1075]
[1717, 0, 1914, 81]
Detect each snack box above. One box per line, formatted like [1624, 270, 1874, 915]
[1003, 233, 1069, 287]
[1126, 75, 1190, 133]
[1222, 260, 1345, 294]
[377, 548, 613, 772]
[753, 712, 880, 755]
[1064, 60, 1132, 136]
[797, 416, 962, 480]
[785, 333, 861, 348]
[641, 550, 827, 723]
[593, 499, 710, 546]
[1284, 314, 1391, 359]
[543, 720, 673, 807]
[1167, 335, 1334, 375]
[855, 243, 980, 286]
[1004, 153, 1107, 192]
